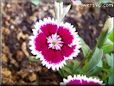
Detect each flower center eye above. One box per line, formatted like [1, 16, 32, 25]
[47, 33, 63, 50]
[52, 41, 56, 45]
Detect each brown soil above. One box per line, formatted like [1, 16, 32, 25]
[1, 0, 113, 85]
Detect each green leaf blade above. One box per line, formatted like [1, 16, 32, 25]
[83, 48, 103, 73]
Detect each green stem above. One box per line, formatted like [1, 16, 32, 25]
[56, 0, 62, 2]
[97, 16, 112, 48]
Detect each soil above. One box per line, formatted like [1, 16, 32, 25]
[1, 0, 113, 85]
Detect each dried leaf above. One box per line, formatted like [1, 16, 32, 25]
[28, 73, 37, 82]
[1, 54, 8, 63]
[2, 68, 12, 78]
[21, 42, 29, 57]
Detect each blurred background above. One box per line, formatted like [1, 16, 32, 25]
[1, 0, 114, 85]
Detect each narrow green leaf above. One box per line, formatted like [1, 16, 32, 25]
[31, 0, 40, 6]
[87, 67, 102, 76]
[56, 0, 62, 2]
[105, 54, 114, 68]
[54, 1, 63, 22]
[63, 66, 73, 74]
[61, 5, 71, 21]
[97, 30, 109, 48]
[98, 0, 113, 3]
[80, 37, 91, 57]
[54, 1, 71, 22]
[102, 38, 114, 53]
[97, 17, 113, 48]
[85, 56, 103, 75]
[58, 60, 81, 77]
[58, 69, 65, 77]
[102, 43, 114, 53]
[97, 60, 103, 67]
[95, 0, 114, 8]
[108, 74, 114, 85]
[72, 60, 81, 73]
[108, 30, 114, 42]
[83, 48, 103, 73]
[28, 56, 39, 62]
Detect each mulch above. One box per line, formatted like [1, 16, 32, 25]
[1, 0, 113, 85]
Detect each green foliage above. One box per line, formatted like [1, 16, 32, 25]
[97, 17, 114, 54]
[28, 1, 113, 84]
[56, 0, 62, 2]
[102, 40, 113, 53]
[97, 17, 113, 48]
[108, 73, 114, 85]
[108, 30, 114, 42]
[58, 17, 114, 85]
[28, 56, 39, 62]
[105, 54, 114, 85]
[80, 37, 91, 57]
[95, 0, 114, 7]
[59, 60, 81, 78]
[82, 48, 103, 73]
[105, 54, 114, 68]
[31, 0, 40, 6]
[59, 48, 104, 78]
[97, 29, 109, 48]
[97, 0, 113, 3]
[101, 29, 114, 53]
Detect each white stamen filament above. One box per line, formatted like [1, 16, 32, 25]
[47, 33, 63, 50]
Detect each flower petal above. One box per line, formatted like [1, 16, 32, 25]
[57, 26, 73, 44]
[61, 45, 75, 57]
[40, 23, 58, 36]
[42, 48, 64, 64]
[29, 17, 81, 70]
[35, 33, 47, 51]
[60, 75, 103, 85]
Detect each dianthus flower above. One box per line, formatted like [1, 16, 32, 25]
[29, 18, 81, 70]
[61, 75, 103, 85]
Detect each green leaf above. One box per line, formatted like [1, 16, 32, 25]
[80, 37, 91, 57]
[56, 0, 62, 2]
[97, 59, 103, 67]
[88, 60, 103, 75]
[97, 0, 113, 3]
[108, 30, 114, 42]
[102, 38, 114, 53]
[105, 54, 114, 68]
[61, 5, 71, 21]
[54, 1, 71, 22]
[97, 17, 113, 48]
[58, 60, 81, 77]
[58, 69, 67, 77]
[62, 66, 73, 74]
[97, 29, 109, 48]
[28, 56, 39, 62]
[83, 48, 103, 73]
[87, 67, 102, 76]
[72, 60, 81, 73]
[108, 74, 114, 85]
[85, 57, 103, 76]
[102, 43, 114, 53]
[31, 0, 40, 6]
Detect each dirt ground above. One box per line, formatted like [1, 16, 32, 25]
[1, 0, 113, 85]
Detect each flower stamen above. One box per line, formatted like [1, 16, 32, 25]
[47, 33, 63, 50]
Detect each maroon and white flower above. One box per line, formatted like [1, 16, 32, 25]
[29, 17, 81, 70]
[61, 75, 103, 85]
